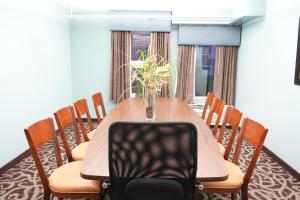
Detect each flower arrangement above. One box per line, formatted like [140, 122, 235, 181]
[130, 51, 173, 97]
[130, 51, 173, 120]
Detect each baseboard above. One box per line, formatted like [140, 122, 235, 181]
[262, 146, 300, 181]
[0, 129, 62, 176]
[0, 149, 31, 176]
[0, 119, 99, 176]
[1, 126, 299, 183]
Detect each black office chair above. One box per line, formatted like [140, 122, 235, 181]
[104, 122, 199, 200]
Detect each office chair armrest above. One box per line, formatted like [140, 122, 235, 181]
[195, 181, 204, 191]
[100, 179, 110, 199]
[101, 179, 110, 189]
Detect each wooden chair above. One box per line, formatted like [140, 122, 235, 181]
[206, 98, 225, 136]
[201, 118, 268, 200]
[217, 106, 243, 159]
[74, 98, 95, 142]
[54, 106, 90, 162]
[201, 92, 215, 120]
[24, 118, 100, 200]
[92, 92, 107, 124]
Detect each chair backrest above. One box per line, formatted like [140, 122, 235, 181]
[206, 98, 225, 135]
[201, 92, 215, 120]
[92, 92, 107, 124]
[108, 122, 198, 200]
[54, 106, 81, 162]
[232, 118, 268, 186]
[218, 106, 243, 160]
[125, 178, 183, 200]
[74, 98, 94, 142]
[24, 118, 63, 190]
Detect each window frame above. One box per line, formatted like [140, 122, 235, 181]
[131, 32, 151, 61]
[130, 32, 151, 97]
[194, 45, 217, 104]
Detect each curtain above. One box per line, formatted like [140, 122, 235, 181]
[175, 45, 196, 104]
[150, 32, 170, 61]
[150, 32, 171, 97]
[213, 46, 238, 105]
[110, 31, 131, 103]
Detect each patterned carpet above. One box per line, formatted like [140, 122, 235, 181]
[0, 122, 300, 200]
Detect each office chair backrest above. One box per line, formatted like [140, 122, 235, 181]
[108, 122, 198, 200]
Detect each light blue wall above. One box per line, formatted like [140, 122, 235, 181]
[70, 21, 116, 115]
[236, 0, 300, 171]
[0, 0, 72, 167]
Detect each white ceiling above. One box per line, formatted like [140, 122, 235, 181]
[55, 0, 266, 25]
[54, 0, 239, 13]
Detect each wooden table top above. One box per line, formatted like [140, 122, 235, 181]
[81, 98, 228, 182]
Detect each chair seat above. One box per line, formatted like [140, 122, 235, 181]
[217, 142, 225, 155]
[88, 129, 96, 140]
[71, 142, 89, 161]
[203, 161, 244, 189]
[49, 161, 100, 194]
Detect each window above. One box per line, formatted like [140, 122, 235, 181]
[195, 45, 216, 97]
[131, 32, 151, 60]
[130, 32, 151, 96]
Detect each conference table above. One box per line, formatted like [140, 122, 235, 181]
[81, 98, 228, 182]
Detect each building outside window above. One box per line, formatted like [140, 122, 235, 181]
[131, 32, 151, 60]
[130, 32, 151, 95]
[195, 45, 216, 104]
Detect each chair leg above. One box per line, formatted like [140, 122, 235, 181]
[194, 191, 199, 200]
[231, 192, 238, 200]
[43, 191, 50, 200]
[94, 194, 101, 200]
[241, 187, 248, 200]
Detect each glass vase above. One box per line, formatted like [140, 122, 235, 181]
[144, 92, 157, 121]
